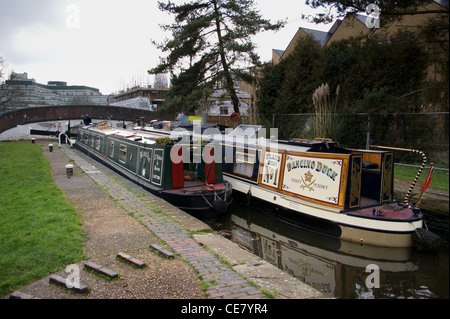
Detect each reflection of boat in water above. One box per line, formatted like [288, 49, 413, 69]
[229, 206, 422, 298]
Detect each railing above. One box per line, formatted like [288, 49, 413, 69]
[243, 112, 449, 169]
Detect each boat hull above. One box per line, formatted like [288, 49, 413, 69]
[227, 174, 422, 248]
[158, 183, 233, 219]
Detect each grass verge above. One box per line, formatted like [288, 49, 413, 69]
[394, 164, 449, 191]
[0, 142, 85, 297]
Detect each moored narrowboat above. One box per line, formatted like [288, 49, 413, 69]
[75, 123, 232, 218]
[130, 121, 440, 248]
[219, 125, 439, 248]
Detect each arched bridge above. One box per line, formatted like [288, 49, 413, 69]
[0, 105, 167, 134]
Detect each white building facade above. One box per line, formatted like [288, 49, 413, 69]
[5, 72, 109, 107]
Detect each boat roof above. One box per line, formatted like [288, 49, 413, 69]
[82, 124, 171, 144]
[83, 122, 379, 155]
[223, 125, 344, 154]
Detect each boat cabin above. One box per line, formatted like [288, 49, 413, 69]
[76, 125, 224, 192]
[222, 125, 393, 211]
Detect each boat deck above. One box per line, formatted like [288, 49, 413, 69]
[163, 181, 229, 194]
[346, 202, 421, 221]
[88, 125, 166, 143]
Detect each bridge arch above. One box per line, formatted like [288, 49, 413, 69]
[0, 105, 167, 134]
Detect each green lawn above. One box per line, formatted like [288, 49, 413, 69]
[394, 163, 449, 192]
[0, 142, 85, 297]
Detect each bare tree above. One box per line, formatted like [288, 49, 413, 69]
[0, 57, 24, 110]
[153, 73, 169, 88]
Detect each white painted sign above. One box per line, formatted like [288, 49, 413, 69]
[282, 154, 342, 204]
[260, 151, 283, 188]
[151, 149, 164, 186]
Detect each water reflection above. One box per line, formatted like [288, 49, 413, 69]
[212, 203, 449, 299]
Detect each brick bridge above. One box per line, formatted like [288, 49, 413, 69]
[0, 105, 167, 134]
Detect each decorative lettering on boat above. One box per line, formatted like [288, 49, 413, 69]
[381, 153, 393, 202]
[282, 155, 342, 204]
[260, 150, 283, 188]
[151, 149, 164, 186]
[139, 149, 153, 180]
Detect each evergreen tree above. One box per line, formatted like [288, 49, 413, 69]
[149, 0, 284, 116]
[274, 36, 324, 114]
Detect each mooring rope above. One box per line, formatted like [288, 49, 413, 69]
[370, 145, 428, 207]
[403, 149, 427, 206]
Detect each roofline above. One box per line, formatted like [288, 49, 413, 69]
[6, 79, 101, 92]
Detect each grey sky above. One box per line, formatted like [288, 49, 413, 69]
[0, 0, 330, 94]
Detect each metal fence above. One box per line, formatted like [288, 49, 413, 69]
[249, 112, 449, 169]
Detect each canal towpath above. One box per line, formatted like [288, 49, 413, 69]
[7, 141, 323, 300]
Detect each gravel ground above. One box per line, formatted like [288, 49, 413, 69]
[7, 140, 206, 299]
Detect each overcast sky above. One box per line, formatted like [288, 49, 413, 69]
[0, 0, 332, 95]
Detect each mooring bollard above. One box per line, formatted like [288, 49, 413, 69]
[49, 144, 53, 152]
[66, 164, 74, 177]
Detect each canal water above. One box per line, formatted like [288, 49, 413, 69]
[208, 200, 449, 299]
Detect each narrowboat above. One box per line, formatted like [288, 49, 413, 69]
[133, 122, 439, 248]
[219, 125, 438, 248]
[75, 123, 232, 218]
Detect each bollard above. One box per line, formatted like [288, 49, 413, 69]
[49, 144, 53, 152]
[65, 164, 74, 177]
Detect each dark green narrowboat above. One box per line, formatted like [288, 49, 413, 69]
[75, 123, 232, 218]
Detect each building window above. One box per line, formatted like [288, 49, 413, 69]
[234, 150, 255, 177]
[119, 144, 127, 163]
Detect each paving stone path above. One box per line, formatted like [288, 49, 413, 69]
[61, 147, 268, 299]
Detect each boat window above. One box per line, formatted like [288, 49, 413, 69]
[141, 157, 148, 178]
[95, 136, 101, 150]
[110, 141, 114, 157]
[234, 151, 256, 177]
[119, 144, 127, 163]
